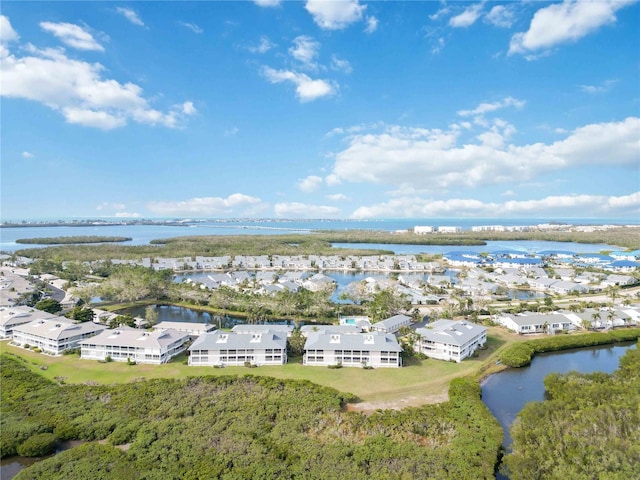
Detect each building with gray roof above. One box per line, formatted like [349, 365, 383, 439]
[415, 320, 486, 362]
[303, 331, 402, 368]
[12, 317, 105, 355]
[370, 314, 412, 334]
[188, 330, 287, 366]
[80, 327, 189, 364]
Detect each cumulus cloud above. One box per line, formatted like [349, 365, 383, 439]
[116, 7, 145, 27]
[327, 117, 640, 191]
[579, 79, 617, 94]
[449, 3, 484, 28]
[485, 5, 516, 28]
[0, 36, 196, 130]
[305, 0, 366, 30]
[248, 35, 275, 54]
[326, 193, 350, 201]
[148, 194, 265, 216]
[330, 55, 352, 74]
[350, 192, 640, 219]
[289, 35, 320, 69]
[457, 96, 525, 117]
[0, 15, 19, 43]
[40, 22, 104, 51]
[179, 21, 203, 34]
[253, 0, 281, 7]
[509, 0, 634, 56]
[274, 202, 341, 218]
[364, 16, 378, 34]
[297, 175, 324, 192]
[262, 66, 335, 102]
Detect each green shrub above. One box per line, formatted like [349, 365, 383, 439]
[500, 342, 536, 367]
[17, 432, 58, 457]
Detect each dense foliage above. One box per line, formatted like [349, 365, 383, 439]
[16, 236, 132, 245]
[503, 342, 640, 479]
[499, 328, 640, 367]
[1, 354, 502, 479]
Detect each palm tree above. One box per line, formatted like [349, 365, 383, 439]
[591, 311, 601, 330]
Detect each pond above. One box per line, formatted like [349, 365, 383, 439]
[481, 342, 635, 479]
[0, 440, 86, 480]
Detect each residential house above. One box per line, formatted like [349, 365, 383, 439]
[188, 330, 287, 366]
[153, 321, 216, 339]
[370, 314, 412, 334]
[303, 331, 402, 368]
[12, 317, 105, 355]
[80, 328, 189, 364]
[414, 320, 486, 362]
[231, 324, 294, 338]
[0, 306, 57, 339]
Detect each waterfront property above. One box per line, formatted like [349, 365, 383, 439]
[303, 331, 403, 368]
[0, 305, 58, 339]
[12, 317, 105, 355]
[370, 314, 412, 334]
[188, 330, 287, 366]
[231, 324, 294, 337]
[80, 327, 189, 364]
[414, 320, 487, 362]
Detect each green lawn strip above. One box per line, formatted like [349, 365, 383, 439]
[1, 328, 517, 405]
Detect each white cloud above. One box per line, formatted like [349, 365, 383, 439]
[148, 194, 265, 216]
[485, 5, 516, 28]
[40, 22, 104, 51]
[249, 35, 275, 54]
[116, 7, 144, 27]
[457, 96, 525, 117]
[305, 0, 366, 30]
[0, 43, 195, 130]
[114, 211, 141, 218]
[179, 22, 203, 34]
[326, 193, 350, 201]
[509, 0, 634, 56]
[350, 192, 640, 219]
[364, 16, 378, 33]
[274, 202, 341, 218]
[327, 117, 640, 191]
[449, 3, 484, 28]
[1, 15, 20, 43]
[289, 35, 320, 68]
[297, 175, 324, 192]
[429, 7, 451, 21]
[431, 37, 445, 55]
[330, 55, 352, 74]
[253, 0, 281, 7]
[262, 66, 335, 102]
[579, 79, 617, 94]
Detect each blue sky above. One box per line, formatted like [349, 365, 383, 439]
[1, 0, 639, 221]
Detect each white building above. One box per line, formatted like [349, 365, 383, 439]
[80, 328, 189, 364]
[188, 330, 287, 366]
[370, 314, 412, 334]
[12, 318, 105, 355]
[303, 331, 402, 368]
[231, 324, 294, 338]
[153, 321, 216, 339]
[414, 226, 435, 234]
[0, 306, 58, 339]
[414, 320, 486, 362]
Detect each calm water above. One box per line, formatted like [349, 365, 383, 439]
[0, 440, 85, 480]
[481, 342, 634, 479]
[1, 218, 633, 252]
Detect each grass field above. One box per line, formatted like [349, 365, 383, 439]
[0, 327, 522, 409]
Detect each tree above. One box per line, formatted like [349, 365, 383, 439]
[109, 314, 136, 329]
[145, 306, 159, 327]
[287, 329, 306, 357]
[366, 288, 410, 322]
[66, 306, 95, 323]
[35, 298, 62, 314]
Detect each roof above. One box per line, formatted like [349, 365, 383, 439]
[416, 320, 486, 346]
[231, 324, 293, 335]
[189, 330, 287, 351]
[14, 317, 105, 341]
[153, 321, 216, 333]
[371, 314, 412, 330]
[0, 306, 58, 327]
[303, 331, 402, 352]
[80, 328, 189, 349]
[300, 324, 361, 336]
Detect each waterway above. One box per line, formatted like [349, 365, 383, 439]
[0, 440, 85, 480]
[481, 342, 634, 479]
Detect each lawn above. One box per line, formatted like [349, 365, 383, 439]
[0, 327, 520, 408]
